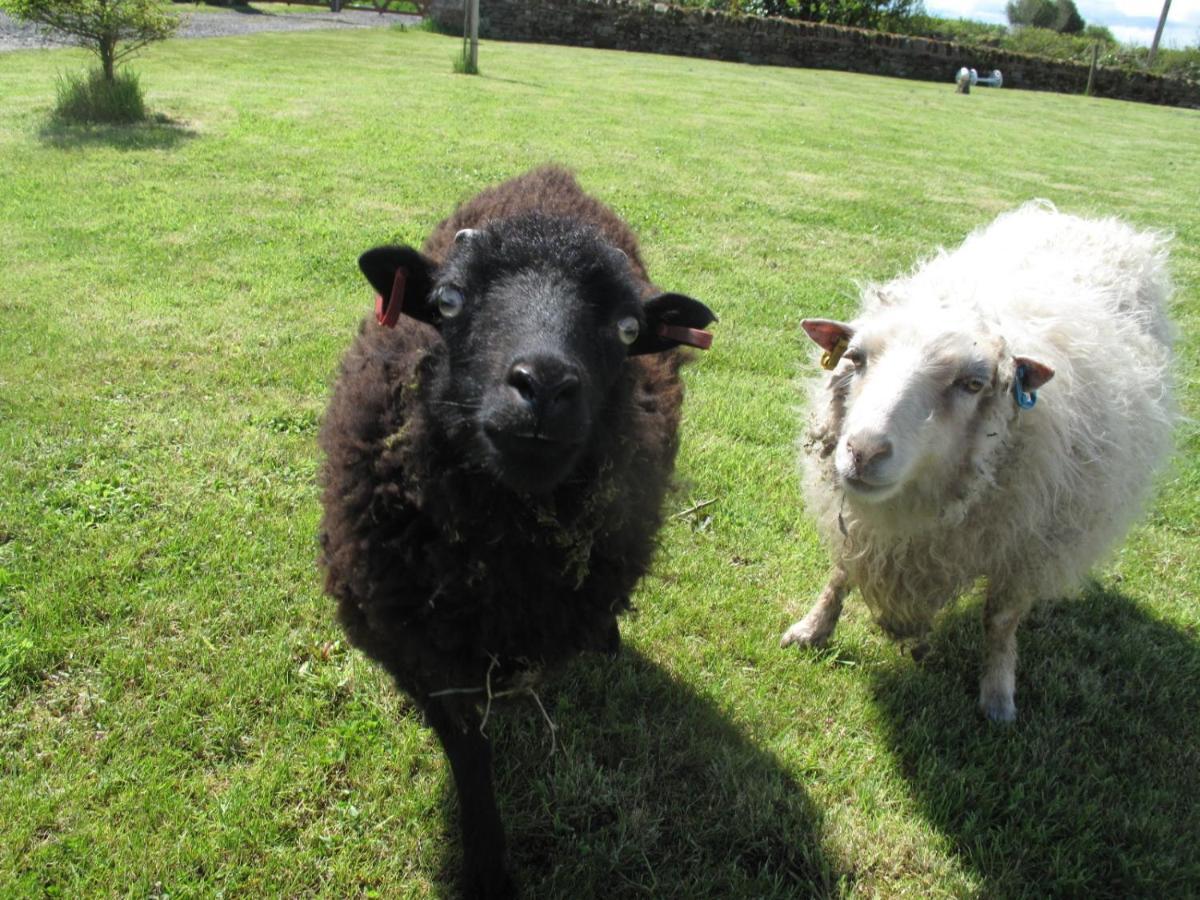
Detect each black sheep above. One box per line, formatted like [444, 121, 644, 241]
[318, 167, 716, 897]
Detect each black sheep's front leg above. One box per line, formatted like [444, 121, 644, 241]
[602, 615, 621, 658]
[423, 697, 515, 900]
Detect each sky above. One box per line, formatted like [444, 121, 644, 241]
[923, 0, 1199, 46]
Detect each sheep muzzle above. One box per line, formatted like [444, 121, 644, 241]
[478, 352, 592, 494]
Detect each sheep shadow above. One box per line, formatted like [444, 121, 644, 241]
[870, 584, 1200, 896]
[435, 646, 840, 898]
[37, 115, 197, 152]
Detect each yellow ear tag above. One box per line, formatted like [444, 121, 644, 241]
[820, 336, 850, 371]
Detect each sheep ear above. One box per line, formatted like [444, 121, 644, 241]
[802, 319, 854, 352]
[628, 293, 717, 355]
[358, 245, 438, 327]
[1013, 356, 1055, 391]
[802, 318, 854, 370]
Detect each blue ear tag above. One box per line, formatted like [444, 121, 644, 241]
[1014, 364, 1037, 410]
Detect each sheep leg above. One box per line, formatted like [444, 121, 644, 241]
[978, 593, 1029, 724]
[423, 700, 515, 900]
[602, 616, 621, 658]
[781, 566, 849, 649]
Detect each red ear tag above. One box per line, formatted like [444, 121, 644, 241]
[657, 323, 714, 350]
[375, 267, 407, 328]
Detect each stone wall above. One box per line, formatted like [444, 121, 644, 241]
[464, 0, 1200, 108]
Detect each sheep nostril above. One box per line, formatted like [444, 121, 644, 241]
[847, 436, 892, 473]
[549, 373, 580, 408]
[507, 358, 582, 416]
[507, 363, 539, 403]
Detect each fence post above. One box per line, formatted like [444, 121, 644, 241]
[1147, 0, 1172, 69]
[1085, 42, 1098, 96]
[468, 0, 480, 72]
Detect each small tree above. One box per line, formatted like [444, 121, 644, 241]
[0, 0, 178, 81]
[1053, 0, 1084, 34]
[1006, 0, 1086, 33]
[1006, 0, 1058, 30]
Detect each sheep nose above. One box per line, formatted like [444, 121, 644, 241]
[506, 358, 581, 415]
[846, 434, 893, 473]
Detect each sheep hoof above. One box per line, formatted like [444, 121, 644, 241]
[780, 618, 831, 649]
[979, 693, 1018, 724]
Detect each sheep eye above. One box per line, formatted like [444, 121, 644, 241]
[959, 377, 986, 394]
[437, 286, 464, 319]
[617, 316, 640, 346]
[844, 349, 866, 369]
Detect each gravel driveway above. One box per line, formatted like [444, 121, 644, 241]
[0, 7, 418, 53]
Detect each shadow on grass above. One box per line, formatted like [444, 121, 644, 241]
[478, 73, 545, 90]
[37, 114, 198, 151]
[871, 584, 1200, 896]
[435, 647, 840, 898]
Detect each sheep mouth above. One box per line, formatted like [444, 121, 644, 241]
[485, 427, 581, 452]
[483, 429, 584, 492]
[840, 474, 897, 498]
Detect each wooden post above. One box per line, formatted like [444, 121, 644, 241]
[468, 0, 479, 73]
[1085, 42, 1098, 96]
[1147, 0, 1172, 69]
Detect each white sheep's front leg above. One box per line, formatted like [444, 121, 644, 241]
[978, 591, 1032, 723]
[782, 566, 849, 649]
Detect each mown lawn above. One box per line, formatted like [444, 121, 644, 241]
[1, 25, 1197, 898]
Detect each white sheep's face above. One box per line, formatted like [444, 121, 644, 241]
[804, 310, 1012, 504]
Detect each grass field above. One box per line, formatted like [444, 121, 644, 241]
[1, 25, 1198, 898]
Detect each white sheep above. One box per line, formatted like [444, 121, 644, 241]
[781, 202, 1176, 722]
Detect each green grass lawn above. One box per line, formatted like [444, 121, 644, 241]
[1, 27, 1198, 898]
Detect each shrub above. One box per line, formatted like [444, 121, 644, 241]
[452, 47, 479, 74]
[1082, 23, 1116, 44]
[677, 0, 922, 33]
[1003, 25, 1094, 61]
[55, 67, 146, 124]
[904, 14, 1007, 44]
[1139, 44, 1200, 80]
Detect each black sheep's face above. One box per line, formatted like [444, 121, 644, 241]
[358, 216, 716, 495]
